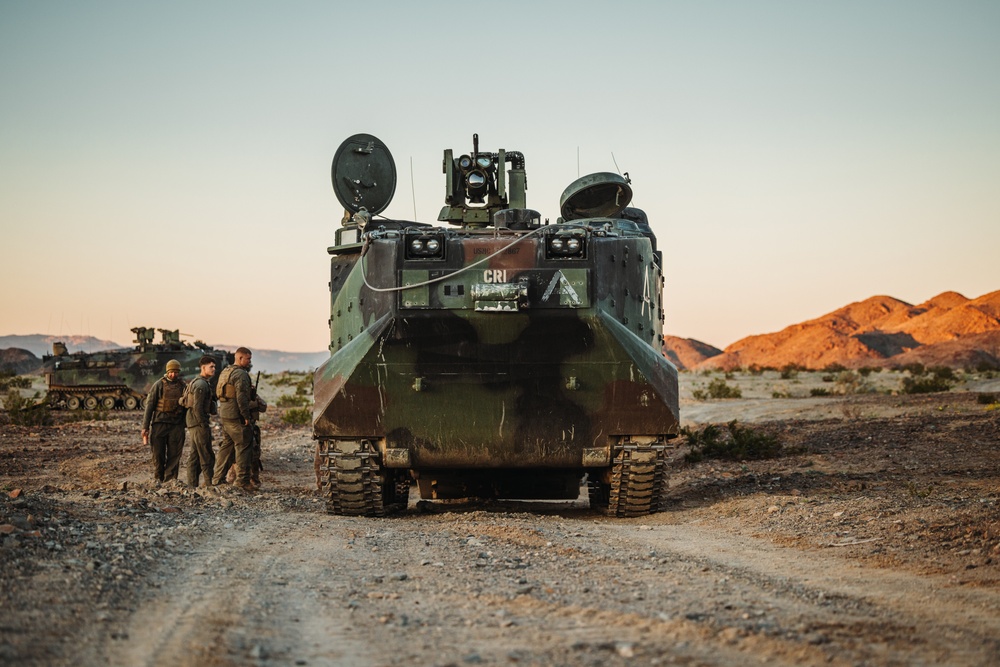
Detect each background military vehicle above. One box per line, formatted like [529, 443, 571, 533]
[44, 327, 233, 410]
[314, 133, 680, 517]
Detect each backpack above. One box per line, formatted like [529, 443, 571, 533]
[178, 379, 196, 409]
[216, 365, 238, 400]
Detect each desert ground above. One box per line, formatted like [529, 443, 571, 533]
[2, 369, 1000, 666]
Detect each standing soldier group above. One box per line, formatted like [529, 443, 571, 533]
[140, 347, 267, 491]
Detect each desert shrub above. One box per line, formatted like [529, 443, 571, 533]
[276, 393, 310, 408]
[904, 481, 933, 498]
[0, 374, 31, 391]
[822, 363, 847, 373]
[840, 401, 868, 420]
[810, 388, 831, 397]
[4, 390, 53, 427]
[682, 420, 783, 462]
[270, 373, 313, 395]
[835, 371, 874, 395]
[929, 366, 955, 380]
[857, 366, 880, 377]
[692, 378, 742, 400]
[900, 376, 952, 394]
[779, 364, 803, 379]
[772, 391, 791, 399]
[976, 393, 997, 405]
[821, 375, 834, 383]
[281, 407, 311, 425]
[975, 360, 999, 373]
[899, 362, 926, 376]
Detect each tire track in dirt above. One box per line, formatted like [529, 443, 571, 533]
[615, 522, 1000, 665]
[102, 514, 369, 667]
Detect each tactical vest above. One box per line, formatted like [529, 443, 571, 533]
[156, 378, 185, 414]
[217, 365, 239, 400]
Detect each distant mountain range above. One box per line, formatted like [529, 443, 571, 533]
[212, 347, 329, 374]
[664, 290, 1000, 371]
[0, 334, 123, 358]
[0, 334, 329, 375]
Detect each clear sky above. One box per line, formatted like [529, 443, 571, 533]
[1, 1, 998, 352]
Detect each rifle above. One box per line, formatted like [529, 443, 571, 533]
[252, 371, 264, 473]
[250, 371, 262, 422]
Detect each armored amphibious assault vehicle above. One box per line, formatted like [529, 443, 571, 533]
[44, 327, 232, 410]
[314, 134, 680, 516]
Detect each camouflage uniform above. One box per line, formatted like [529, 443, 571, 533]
[142, 374, 186, 481]
[212, 364, 255, 487]
[227, 396, 267, 485]
[184, 375, 215, 488]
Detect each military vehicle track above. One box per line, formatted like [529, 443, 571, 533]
[318, 439, 409, 516]
[48, 384, 143, 410]
[319, 437, 670, 517]
[588, 443, 671, 517]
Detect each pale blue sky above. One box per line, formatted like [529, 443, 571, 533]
[2, 1, 998, 351]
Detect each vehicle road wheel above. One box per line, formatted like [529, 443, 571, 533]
[124, 396, 139, 410]
[101, 396, 116, 410]
[67, 396, 82, 410]
[84, 396, 98, 410]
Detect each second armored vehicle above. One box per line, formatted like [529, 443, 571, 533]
[44, 327, 233, 410]
[314, 134, 680, 516]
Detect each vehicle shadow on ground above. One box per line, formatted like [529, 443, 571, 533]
[402, 496, 596, 519]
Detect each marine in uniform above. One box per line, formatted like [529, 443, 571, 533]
[141, 359, 186, 482]
[212, 347, 265, 489]
[184, 355, 217, 488]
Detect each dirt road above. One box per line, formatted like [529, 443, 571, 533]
[93, 502, 1000, 667]
[3, 382, 1000, 665]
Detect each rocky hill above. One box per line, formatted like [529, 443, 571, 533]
[0, 348, 41, 375]
[662, 336, 722, 371]
[695, 290, 1000, 371]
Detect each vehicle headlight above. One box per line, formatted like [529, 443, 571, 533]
[546, 233, 586, 258]
[406, 234, 446, 259]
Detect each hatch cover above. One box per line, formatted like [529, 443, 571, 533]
[559, 172, 632, 221]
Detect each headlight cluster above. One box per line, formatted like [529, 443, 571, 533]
[406, 234, 445, 259]
[547, 234, 586, 258]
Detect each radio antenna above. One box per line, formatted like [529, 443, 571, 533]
[410, 156, 416, 219]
